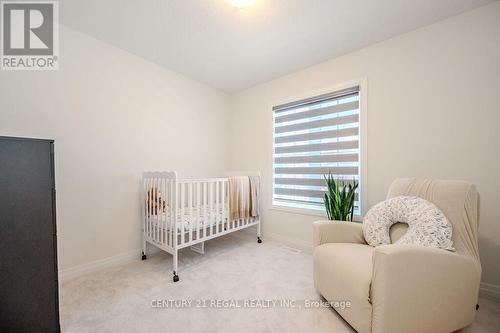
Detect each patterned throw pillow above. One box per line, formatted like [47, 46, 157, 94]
[362, 196, 454, 251]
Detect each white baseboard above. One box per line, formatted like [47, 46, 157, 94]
[263, 231, 313, 253]
[59, 249, 141, 283]
[480, 282, 500, 302]
[235, 227, 313, 253]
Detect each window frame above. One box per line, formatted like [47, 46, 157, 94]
[269, 78, 368, 221]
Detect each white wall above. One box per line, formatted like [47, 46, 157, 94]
[229, 2, 500, 286]
[0, 26, 231, 272]
[1, 2, 499, 287]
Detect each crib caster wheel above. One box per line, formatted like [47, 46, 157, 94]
[141, 252, 147, 260]
[173, 274, 179, 283]
[257, 237, 262, 244]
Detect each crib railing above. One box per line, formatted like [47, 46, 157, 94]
[142, 172, 260, 252]
[175, 178, 228, 247]
[143, 171, 177, 249]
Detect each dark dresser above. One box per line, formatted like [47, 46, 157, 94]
[0, 136, 60, 332]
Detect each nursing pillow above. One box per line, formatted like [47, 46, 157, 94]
[362, 196, 454, 251]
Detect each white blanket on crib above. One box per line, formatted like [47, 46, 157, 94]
[249, 175, 260, 217]
[148, 204, 228, 233]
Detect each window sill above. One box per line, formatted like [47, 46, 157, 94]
[270, 204, 363, 222]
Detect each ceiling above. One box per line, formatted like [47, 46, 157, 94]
[60, 0, 494, 93]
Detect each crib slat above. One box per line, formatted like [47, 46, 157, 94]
[229, 180, 233, 230]
[173, 181, 178, 248]
[149, 176, 153, 239]
[213, 181, 217, 235]
[209, 182, 213, 237]
[153, 176, 156, 241]
[151, 177, 154, 237]
[148, 177, 152, 238]
[153, 177, 158, 241]
[160, 177, 163, 244]
[147, 179, 152, 237]
[196, 182, 200, 241]
[221, 180, 226, 232]
[146, 177, 149, 238]
[166, 178, 169, 246]
[168, 181, 175, 247]
[203, 182, 207, 239]
[162, 178, 166, 245]
[188, 182, 193, 243]
[162, 177, 165, 245]
[143, 177, 147, 238]
[158, 177, 161, 244]
[219, 181, 222, 233]
[168, 179, 172, 247]
[206, 182, 210, 237]
[175, 182, 179, 244]
[144, 177, 148, 240]
[155, 176, 159, 243]
[181, 183, 185, 245]
[215, 181, 219, 234]
[164, 179, 168, 247]
[158, 177, 162, 243]
[221, 181, 224, 233]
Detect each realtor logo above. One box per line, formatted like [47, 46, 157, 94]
[1, 0, 58, 70]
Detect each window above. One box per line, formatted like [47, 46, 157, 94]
[272, 86, 363, 215]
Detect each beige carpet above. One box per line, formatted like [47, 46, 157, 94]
[60, 233, 500, 333]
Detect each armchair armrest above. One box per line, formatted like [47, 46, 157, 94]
[371, 245, 481, 333]
[313, 220, 366, 247]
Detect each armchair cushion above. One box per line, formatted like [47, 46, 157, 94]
[314, 243, 374, 333]
[371, 244, 481, 333]
[313, 220, 366, 247]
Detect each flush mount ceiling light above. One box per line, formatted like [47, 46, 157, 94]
[226, 0, 257, 8]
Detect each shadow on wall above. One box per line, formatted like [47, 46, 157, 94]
[478, 234, 500, 287]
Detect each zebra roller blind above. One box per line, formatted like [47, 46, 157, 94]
[272, 86, 361, 214]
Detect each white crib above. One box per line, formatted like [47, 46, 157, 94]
[141, 171, 261, 282]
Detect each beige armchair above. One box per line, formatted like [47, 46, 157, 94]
[313, 178, 481, 333]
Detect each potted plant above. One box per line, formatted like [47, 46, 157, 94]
[323, 172, 358, 221]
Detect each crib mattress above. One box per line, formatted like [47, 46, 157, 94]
[147, 204, 229, 233]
